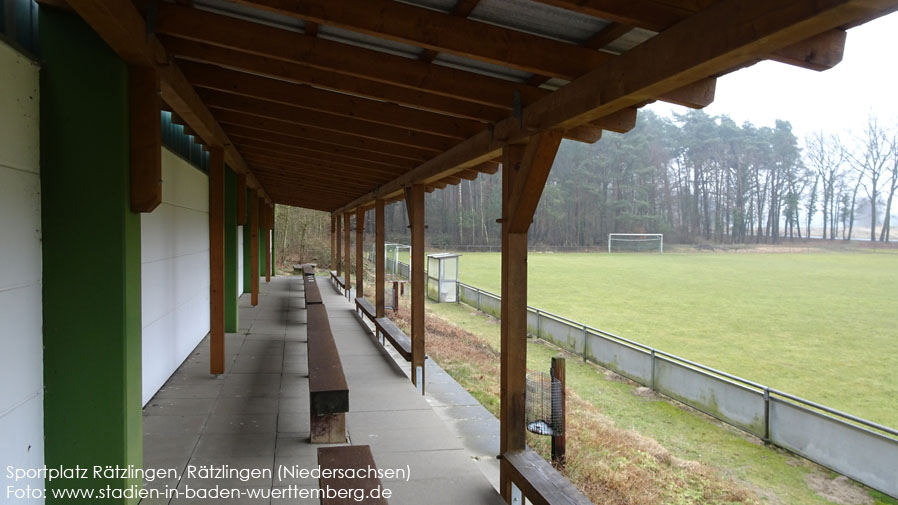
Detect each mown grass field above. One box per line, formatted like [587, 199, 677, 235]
[432, 250, 898, 429]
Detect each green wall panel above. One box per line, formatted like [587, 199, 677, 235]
[39, 7, 142, 504]
[224, 167, 238, 331]
[242, 189, 252, 294]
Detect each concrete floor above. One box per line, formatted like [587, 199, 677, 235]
[141, 276, 505, 505]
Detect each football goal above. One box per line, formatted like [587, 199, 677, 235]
[608, 234, 664, 253]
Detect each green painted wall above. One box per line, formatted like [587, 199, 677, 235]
[39, 7, 142, 504]
[224, 167, 238, 331]
[259, 213, 265, 275]
[242, 189, 252, 293]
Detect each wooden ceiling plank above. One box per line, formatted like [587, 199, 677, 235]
[231, 0, 612, 80]
[227, 133, 415, 171]
[240, 150, 403, 180]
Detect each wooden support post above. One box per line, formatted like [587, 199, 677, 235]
[406, 184, 426, 394]
[375, 200, 385, 317]
[551, 356, 566, 465]
[335, 213, 342, 277]
[499, 131, 562, 502]
[236, 174, 247, 226]
[269, 203, 277, 277]
[331, 215, 337, 272]
[209, 146, 225, 374]
[344, 212, 351, 298]
[355, 207, 365, 298]
[130, 65, 162, 213]
[250, 190, 259, 306]
[265, 207, 271, 283]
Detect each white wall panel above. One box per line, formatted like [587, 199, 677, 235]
[141, 148, 210, 405]
[0, 40, 43, 503]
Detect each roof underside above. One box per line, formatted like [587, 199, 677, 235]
[71, 0, 898, 212]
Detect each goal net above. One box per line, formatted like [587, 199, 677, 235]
[608, 234, 664, 253]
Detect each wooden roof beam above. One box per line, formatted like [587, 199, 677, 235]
[231, 0, 612, 80]
[200, 89, 457, 152]
[180, 61, 484, 140]
[769, 29, 846, 71]
[214, 110, 435, 162]
[164, 38, 508, 122]
[155, 4, 546, 109]
[239, 150, 403, 180]
[334, 0, 898, 214]
[230, 138, 409, 174]
[223, 126, 420, 170]
[536, 0, 850, 72]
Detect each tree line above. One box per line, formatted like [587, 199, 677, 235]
[382, 110, 898, 247]
[275, 110, 898, 266]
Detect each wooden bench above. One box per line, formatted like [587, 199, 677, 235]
[307, 303, 348, 443]
[293, 263, 303, 274]
[317, 445, 388, 505]
[302, 264, 316, 277]
[501, 449, 592, 505]
[304, 276, 322, 305]
[373, 317, 412, 362]
[330, 270, 346, 293]
[354, 297, 376, 324]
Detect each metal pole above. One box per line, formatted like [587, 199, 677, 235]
[763, 387, 771, 443]
[551, 356, 566, 466]
[650, 349, 656, 390]
[535, 309, 541, 339]
[582, 324, 588, 361]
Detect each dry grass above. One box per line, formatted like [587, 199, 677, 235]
[390, 306, 759, 505]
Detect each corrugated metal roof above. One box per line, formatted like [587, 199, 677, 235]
[467, 0, 609, 44]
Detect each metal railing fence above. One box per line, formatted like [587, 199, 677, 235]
[368, 252, 898, 499]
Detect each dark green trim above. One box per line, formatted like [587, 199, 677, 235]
[242, 189, 252, 294]
[224, 166, 238, 331]
[40, 7, 141, 503]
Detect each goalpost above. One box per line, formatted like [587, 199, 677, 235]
[608, 234, 664, 253]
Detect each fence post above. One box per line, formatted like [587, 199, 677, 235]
[763, 387, 771, 443]
[650, 349, 656, 390]
[582, 324, 588, 361]
[476, 287, 481, 311]
[536, 309, 541, 339]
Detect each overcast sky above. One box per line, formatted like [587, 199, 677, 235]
[646, 12, 898, 143]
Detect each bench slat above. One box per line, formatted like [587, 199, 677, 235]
[307, 304, 348, 415]
[355, 297, 376, 320]
[304, 278, 323, 305]
[501, 450, 592, 505]
[318, 445, 388, 505]
[374, 317, 412, 362]
[302, 264, 315, 276]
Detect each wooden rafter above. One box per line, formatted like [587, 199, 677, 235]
[334, 0, 898, 214]
[214, 110, 435, 162]
[231, 140, 409, 174]
[155, 4, 546, 109]
[224, 126, 421, 170]
[199, 89, 458, 152]
[165, 38, 509, 122]
[181, 61, 484, 140]
[231, 0, 613, 80]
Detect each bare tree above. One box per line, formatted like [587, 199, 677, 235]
[849, 116, 894, 241]
[880, 132, 898, 242]
[805, 132, 846, 239]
